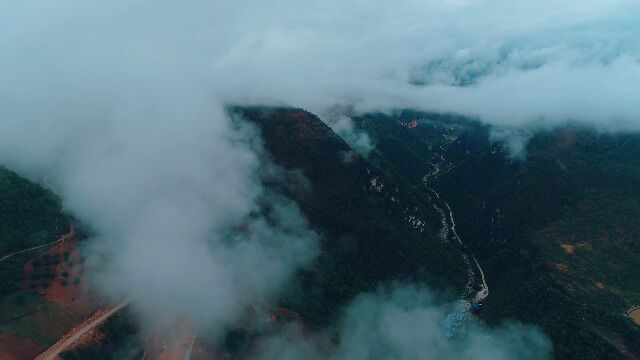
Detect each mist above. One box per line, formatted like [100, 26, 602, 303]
[256, 286, 551, 360]
[0, 0, 636, 355]
[208, 1, 640, 130]
[0, 0, 320, 333]
[210, 0, 640, 154]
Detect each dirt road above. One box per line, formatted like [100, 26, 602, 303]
[34, 301, 129, 360]
[0, 226, 74, 264]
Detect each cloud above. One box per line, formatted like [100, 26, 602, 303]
[326, 115, 374, 157]
[206, 0, 640, 156]
[0, 0, 319, 333]
[256, 286, 551, 360]
[0, 0, 636, 351]
[489, 127, 535, 160]
[206, 0, 640, 132]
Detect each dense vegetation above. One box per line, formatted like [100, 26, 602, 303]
[1, 107, 638, 358]
[356, 112, 640, 359]
[0, 167, 70, 256]
[0, 167, 70, 298]
[234, 107, 468, 328]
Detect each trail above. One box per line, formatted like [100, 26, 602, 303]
[183, 334, 196, 360]
[423, 147, 489, 303]
[143, 321, 196, 360]
[0, 226, 74, 264]
[34, 301, 129, 360]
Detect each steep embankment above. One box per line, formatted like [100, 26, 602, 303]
[234, 106, 468, 328]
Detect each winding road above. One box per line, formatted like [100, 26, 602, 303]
[423, 147, 489, 303]
[0, 226, 74, 265]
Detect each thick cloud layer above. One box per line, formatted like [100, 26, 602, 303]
[0, 0, 320, 332]
[2, 1, 639, 120]
[208, 0, 640, 131]
[257, 286, 551, 360]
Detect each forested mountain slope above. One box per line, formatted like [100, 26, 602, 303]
[356, 111, 640, 359]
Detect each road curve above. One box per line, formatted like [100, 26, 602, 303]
[424, 148, 490, 304]
[0, 226, 74, 264]
[34, 301, 129, 360]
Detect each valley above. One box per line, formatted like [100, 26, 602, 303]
[1, 108, 639, 359]
[355, 111, 640, 359]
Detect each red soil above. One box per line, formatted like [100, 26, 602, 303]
[0, 334, 45, 360]
[22, 237, 97, 316]
[286, 111, 331, 142]
[44, 241, 93, 315]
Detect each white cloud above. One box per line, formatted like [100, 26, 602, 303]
[326, 115, 374, 157]
[256, 286, 551, 360]
[0, 0, 637, 349]
[0, 0, 320, 333]
[206, 0, 640, 133]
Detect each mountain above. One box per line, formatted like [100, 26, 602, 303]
[234, 107, 469, 327]
[0, 168, 77, 358]
[1, 107, 639, 359]
[355, 111, 640, 359]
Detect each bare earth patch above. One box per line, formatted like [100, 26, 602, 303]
[559, 242, 592, 255]
[22, 238, 97, 317]
[0, 333, 45, 360]
[43, 240, 95, 316]
[560, 244, 575, 254]
[555, 263, 570, 273]
[628, 307, 640, 326]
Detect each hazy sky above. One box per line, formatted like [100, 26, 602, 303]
[2, 1, 638, 126]
[207, 0, 640, 129]
[0, 0, 637, 357]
